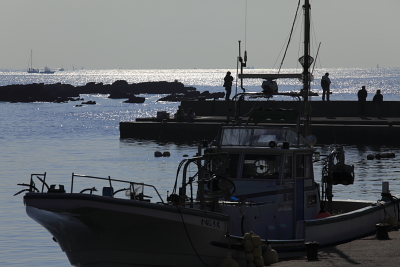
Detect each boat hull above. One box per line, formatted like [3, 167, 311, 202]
[24, 193, 399, 266]
[24, 193, 242, 267]
[297, 199, 399, 246]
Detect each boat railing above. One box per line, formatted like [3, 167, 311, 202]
[70, 173, 165, 203]
[21, 172, 164, 203]
[170, 152, 236, 209]
[29, 172, 48, 193]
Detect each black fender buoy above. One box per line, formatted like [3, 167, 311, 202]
[154, 151, 162, 157]
[367, 154, 375, 160]
[375, 153, 396, 160]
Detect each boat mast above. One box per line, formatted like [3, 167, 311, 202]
[302, 0, 311, 137]
[29, 49, 33, 71]
[236, 0, 313, 138]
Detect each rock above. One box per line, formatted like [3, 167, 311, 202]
[0, 81, 196, 103]
[123, 95, 145, 103]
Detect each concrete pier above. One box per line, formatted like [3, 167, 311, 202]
[180, 100, 400, 118]
[274, 229, 400, 267]
[120, 117, 400, 145]
[120, 100, 400, 145]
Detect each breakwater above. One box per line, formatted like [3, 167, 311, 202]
[180, 100, 400, 118]
[120, 99, 400, 145]
[120, 118, 400, 145]
[0, 80, 195, 103]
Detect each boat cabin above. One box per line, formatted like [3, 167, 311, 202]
[199, 126, 320, 239]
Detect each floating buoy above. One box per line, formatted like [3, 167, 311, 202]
[162, 151, 171, 157]
[254, 256, 264, 267]
[244, 232, 265, 267]
[154, 151, 162, 157]
[367, 154, 375, 160]
[219, 251, 239, 267]
[245, 253, 254, 263]
[252, 235, 261, 247]
[244, 232, 252, 240]
[253, 247, 262, 258]
[263, 245, 279, 265]
[183, 154, 189, 157]
[244, 239, 253, 252]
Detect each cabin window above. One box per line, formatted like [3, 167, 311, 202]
[242, 154, 281, 179]
[221, 128, 252, 146]
[283, 156, 292, 180]
[220, 127, 301, 147]
[296, 154, 305, 177]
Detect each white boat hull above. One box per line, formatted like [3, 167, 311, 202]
[297, 199, 398, 246]
[25, 193, 246, 267]
[25, 192, 399, 266]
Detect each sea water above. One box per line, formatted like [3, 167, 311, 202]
[1, 68, 400, 266]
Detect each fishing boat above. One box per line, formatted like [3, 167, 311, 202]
[40, 66, 55, 74]
[27, 49, 39, 73]
[17, 1, 400, 267]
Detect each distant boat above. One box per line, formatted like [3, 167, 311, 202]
[58, 67, 65, 71]
[27, 50, 39, 73]
[40, 66, 55, 74]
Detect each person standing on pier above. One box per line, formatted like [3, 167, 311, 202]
[223, 71, 234, 101]
[321, 72, 331, 101]
[357, 86, 368, 119]
[373, 90, 383, 119]
[186, 108, 195, 123]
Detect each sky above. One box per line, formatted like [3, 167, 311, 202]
[1, 0, 399, 70]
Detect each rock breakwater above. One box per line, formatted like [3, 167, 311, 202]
[0, 80, 198, 103]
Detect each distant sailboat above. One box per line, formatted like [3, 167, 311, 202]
[27, 50, 39, 73]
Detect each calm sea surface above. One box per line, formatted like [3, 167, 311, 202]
[1, 68, 400, 266]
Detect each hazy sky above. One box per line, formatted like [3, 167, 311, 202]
[1, 0, 399, 70]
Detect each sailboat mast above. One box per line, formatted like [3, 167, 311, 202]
[30, 50, 33, 70]
[302, 0, 311, 137]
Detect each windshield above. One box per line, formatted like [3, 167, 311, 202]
[221, 127, 303, 147]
